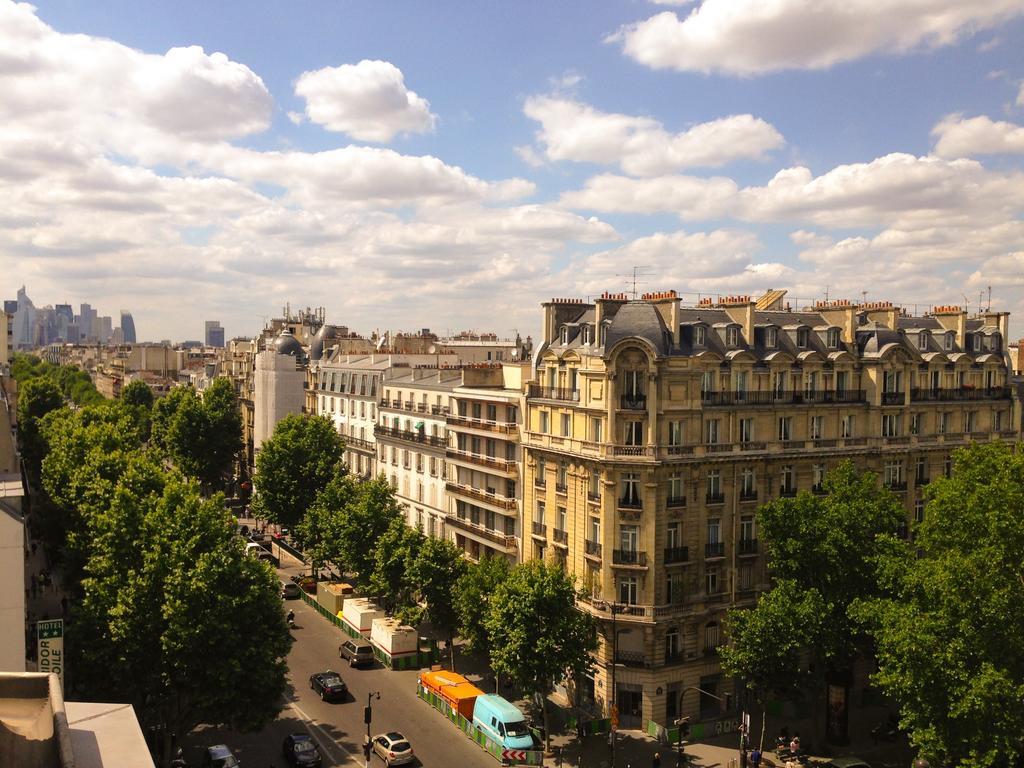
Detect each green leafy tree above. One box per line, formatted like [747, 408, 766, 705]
[409, 537, 468, 669]
[73, 471, 291, 768]
[251, 414, 344, 529]
[151, 386, 195, 451]
[16, 377, 64, 479]
[121, 379, 154, 409]
[294, 472, 360, 574]
[10, 353, 47, 382]
[368, 516, 423, 617]
[720, 461, 904, 747]
[200, 377, 244, 490]
[486, 560, 597, 751]
[853, 442, 1024, 767]
[334, 476, 403, 577]
[455, 554, 512, 660]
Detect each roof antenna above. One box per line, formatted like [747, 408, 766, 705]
[617, 265, 650, 300]
[824, 285, 829, 303]
[987, 285, 992, 312]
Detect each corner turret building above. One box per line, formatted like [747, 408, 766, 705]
[522, 289, 1019, 734]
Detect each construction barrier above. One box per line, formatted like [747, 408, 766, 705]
[417, 681, 545, 765]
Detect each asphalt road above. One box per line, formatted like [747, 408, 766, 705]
[181, 560, 498, 768]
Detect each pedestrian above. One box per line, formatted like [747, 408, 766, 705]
[751, 747, 762, 768]
[790, 733, 800, 755]
[653, 751, 661, 768]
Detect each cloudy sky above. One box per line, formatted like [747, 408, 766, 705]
[3, 0, 1024, 342]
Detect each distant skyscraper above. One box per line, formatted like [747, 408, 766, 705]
[55, 303, 74, 341]
[120, 310, 137, 344]
[3, 300, 16, 315]
[205, 320, 225, 348]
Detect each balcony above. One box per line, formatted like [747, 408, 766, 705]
[527, 384, 580, 402]
[374, 425, 447, 448]
[706, 492, 725, 505]
[612, 444, 656, 458]
[618, 496, 642, 510]
[701, 389, 867, 406]
[534, 478, 546, 489]
[612, 549, 647, 567]
[553, 528, 568, 545]
[811, 484, 826, 495]
[584, 540, 602, 559]
[587, 491, 601, 503]
[344, 435, 374, 450]
[614, 650, 649, 668]
[705, 542, 725, 559]
[739, 489, 758, 502]
[619, 393, 647, 411]
[666, 495, 686, 508]
[881, 391, 905, 406]
[447, 514, 517, 549]
[739, 441, 767, 452]
[664, 546, 689, 564]
[446, 447, 515, 473]
[555, 483, 568, 494]
[431, 404, 450, 416]
[445, 481, 517, 510]
[531, 521, 546, 537]
[738, 538, 759, 556]
[910, 386, 1011, 402]
[885, 480, 908, 492]
[447, 413, 516, 433]
[779, 487, 797, 498]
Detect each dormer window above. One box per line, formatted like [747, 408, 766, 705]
[973, 334, 982, 352]
[694, 325, 706, 346]
[726, 326, 739, 347]
[581, 325, 591, 345]
[560, 326, 569, 345]
[797, 328, 809, 348]
[765, 327, 777, 349]
[600, 323, 608, 346]
[944, 332, 954, 351]
[917, 331, 929, 351]
[827, 328, 840, 349]
[991, 334, 1001, 352]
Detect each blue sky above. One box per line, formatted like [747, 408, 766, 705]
[3, 1, 1024, 341]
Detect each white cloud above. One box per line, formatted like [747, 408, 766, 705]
[524, 96, 783, 175]
[611, 0, 1024, 75]
[1018, 82, 1024, 106]
[932, 114, 1024, 158]
[560, 173, 739, 218]
[294, 59, 436, 142]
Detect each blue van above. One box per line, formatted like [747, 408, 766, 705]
[471, 694, 534, 750]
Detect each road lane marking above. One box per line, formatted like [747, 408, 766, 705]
[287, 699, 358, 766]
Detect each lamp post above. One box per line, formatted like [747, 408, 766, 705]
[364, 691, 380, 768]
[675, 686, 723, 767]
[607, 602, 632, 768]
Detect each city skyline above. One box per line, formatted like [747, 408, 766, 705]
[2, 1, 1024, 340]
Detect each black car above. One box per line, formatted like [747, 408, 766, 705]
[309, 670, 347, 701]
[282, 733, 322, 767]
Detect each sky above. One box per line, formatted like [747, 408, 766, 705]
[2, 0, 1024, 343]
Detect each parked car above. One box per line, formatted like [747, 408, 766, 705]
[202, 745, 240, 768]
[339, 638, 375, 667]
[819, 758, 872, 768]
[297, 575, 317, 594]
[282, 733, 322, 767]
[281, 582, 302, 600]
[371, 732, 414, 766]
[309, 671, 347, 702]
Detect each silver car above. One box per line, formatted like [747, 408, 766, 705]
[372, 732, 414, 766]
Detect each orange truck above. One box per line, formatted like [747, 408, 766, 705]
[419, 669, 484, 721]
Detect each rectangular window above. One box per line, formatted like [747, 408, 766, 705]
[741, 468, 756, 495]
[557, 463, 568, 490]
[964, 411, 976, 433]
[706, 518, 721, 544]
[739, 417, 754, 443]
[882, 413, 901, 437]
[620, 473, 641, 505]
[813, 463, 826, 490]
[701, 370, 715, 394]
[705, 418, 720, 444]
[772, 371, 786, 396]
[539, 410, 549, 433]
[915, 458, 927, 483]
[836, 370, 848, 394]
[589, 516, 600, 544]
[619, 576, 638, 605]
[534, 501, 545, 525]
[705, 569, 719, 596]
[625, 420, 644, 446]
[766, 327, 778, 348]
[619, 525, 638, 552]
[944, 333, 954, 351]
[735, 370, 748, 395]
[668, 472, 683, 501]
[938, 412, 949, 434]
[694, 326, 706, 346]
[778, 416, 792, 442]
[805, 371, 818, 395]
[739, 565, 753, 591]
[884, 461, 904, 487]
[726, 326, 739, 347]
[707, 470, 721, 500]
[995, 410, 1004, 431]
[666, 577, 683, 607]
[591, 417, 603, 442]
[557, 506, 567, 532]
[809, 415, 823, 440]
[797, 328, 809, 348]
[668, 420, 684, 446]
[561, 413, 571, 437]
[781, 465, 794, 494]
[910, 412, 921, 435]
[740, 515, 755, 541]
[827, 328, 840, 348]
[667, 521, 681, 549]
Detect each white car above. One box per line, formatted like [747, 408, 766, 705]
[372, 732, 414, 766]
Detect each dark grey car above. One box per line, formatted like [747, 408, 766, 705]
[339, 638, 375, 667]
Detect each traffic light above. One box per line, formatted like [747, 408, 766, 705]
[364, 706, 372, 725]
[724, 693, 733, 711]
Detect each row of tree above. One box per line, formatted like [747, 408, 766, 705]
[721, 450, 1024, 767]
[12, 357, 290, 768]
[253, 413, 597, 750]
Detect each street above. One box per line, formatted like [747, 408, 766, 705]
[181, 558, 498, 768]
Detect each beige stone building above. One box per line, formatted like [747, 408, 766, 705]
[522, 289, 1019, 733]
[1, 311, 11, 369]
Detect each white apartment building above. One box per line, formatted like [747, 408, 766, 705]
[445, 363, 530, 562]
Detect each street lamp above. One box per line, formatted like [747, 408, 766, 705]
[675, 686, 723, 767]
[364, 691, 381, 768]
[607, 602, 632, 768]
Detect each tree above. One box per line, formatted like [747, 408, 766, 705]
[200, 377, 243, 490]
[151, 385, 194, 452]
[335, 476, 403, 577]
[486, 560, 597, 751]
[368, 516, 423, 617]
[251, 414, 344, 529]
[293, 473, 360, 574]
[73, 470, 291, 767]
[121, 379, 154, 409]
[455, 554, 511, 659]
[409, 537, 468, 669]
[16, 377, 64, 479]
[719, 461, 904, 747]
[853, 442, 1024, 767]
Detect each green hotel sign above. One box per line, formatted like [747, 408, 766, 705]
[37, 619, 64, 689]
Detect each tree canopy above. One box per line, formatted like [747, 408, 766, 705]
[409, 537, 468, 667]
[720, 461, 904, 744]
[335, 476, 403, 577]
[368, 515, 423, 618]
[16, 377, 64, 479]
[121, 379, 154, 409]
[251, 414, 344, 528]
[455, 554, 512, 659]
[486, 560, 596, 751]
[853, 442, 1024, 767]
